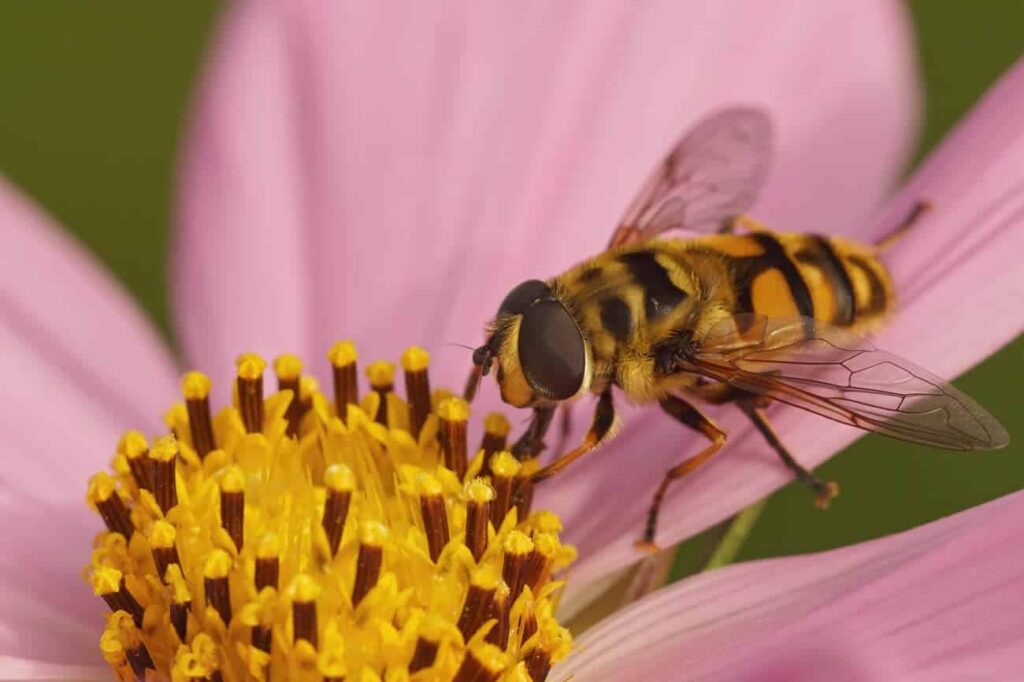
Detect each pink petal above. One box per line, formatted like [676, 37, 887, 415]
[557, 491, 1024, 681]
[0, 178, 178, 664]
[556, 57, 1024, 610]
[175, 0, 916, 403]
[0, 655, 106, 681]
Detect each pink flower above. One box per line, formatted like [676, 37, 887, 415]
[1, 1, 1021, 679]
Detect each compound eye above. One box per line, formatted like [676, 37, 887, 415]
[518, 299, 586, 401]
[498, 280, 551, 316]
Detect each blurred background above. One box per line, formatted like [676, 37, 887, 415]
[0, 2, 1020, 571]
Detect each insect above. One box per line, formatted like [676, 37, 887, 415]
[465, 108, 1010, 549]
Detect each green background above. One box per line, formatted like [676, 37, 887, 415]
[0, 3, 1020, 568]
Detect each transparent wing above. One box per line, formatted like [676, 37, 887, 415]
[676, 316, 1009, 451]
[609, 108, 773, 248]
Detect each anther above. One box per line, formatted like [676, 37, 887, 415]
[150, 520, 181, 584]
[457, 567, 498, 640]
[274, 354, 304, 437]
[479, 413, 511, 477]
[235, 353, 266, 433]
[438, 397, 470, 480]
[87, 473, 134, 539]
[502, 530, 534, 603]
[401, 346, 432, 437]
[464, 478, 495, 562]
[524, 649, 552, 682]
[327, 341, 359, 422]
[103, 611, 155, 678]
[489, 452, 522, 528]
[453, 643, 508, 682]
[119, 431, 151, 491]
[322, 464, 354, 558]
[92, 567, 144, 627]
[203, 549, 233, 627]
[252, 536, 279, 653]
[166, 564, 192, 642]
[291, 574, 320, 649]
[366, 360, 395, 426]
[352, 521, 386, 607]
[485, 581, 511, 650]
[523, 532, 559, 593]
[409, 636, 440, 673]
[182, 371, 216, 458]
[150, 436, 180, 515]
[299, 375, 319, 413]
[255, 534, 281, 592]
[219, 466, 245, 551]
[418, 473, 450, 562]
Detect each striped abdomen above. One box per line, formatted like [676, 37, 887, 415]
[695, 231, 894, 332]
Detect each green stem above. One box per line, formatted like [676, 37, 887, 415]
[703, 499, 768, 571]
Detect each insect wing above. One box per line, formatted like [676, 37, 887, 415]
[609, 107, 773, 248]
[680, 316, 1009, 451]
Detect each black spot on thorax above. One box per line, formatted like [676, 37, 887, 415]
[619, 251, 687, 321]
[599, 297, 632, 342]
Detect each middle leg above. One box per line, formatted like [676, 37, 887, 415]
[640, 395, 728, 550]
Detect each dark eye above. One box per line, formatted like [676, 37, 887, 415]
[498, 280, 551, 316]
[518, 299, 586, 400]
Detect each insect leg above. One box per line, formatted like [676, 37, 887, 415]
[552, 403, 574, 459]
[874, 200, 931, 253]
[510, 405, 556, 460]
[736, 399, 839, 507]
[528, 390, 615, 484]
[639, 395, 727, 550]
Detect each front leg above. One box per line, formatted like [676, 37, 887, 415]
[511, 405, 556, 460]
[529, 390, 615, 484]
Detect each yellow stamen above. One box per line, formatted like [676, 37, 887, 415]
[480, 412, 511, 476]
[327, 340, 359, 421]
[366, 360, 395, 426]
[149, 435, 179, 515]
[85, 345, 574, 681]
[181, 370, 216, 459]
[119, 430, 152, 491]
[235, 352, 267, 433]
[438, 396, 470, 479]
[401, 346, 432, 437]
[274, 353, 304, 437]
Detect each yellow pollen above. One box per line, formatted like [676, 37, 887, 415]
[324, 462, 355, 492]
[438, 396, 470, 422]
[181, 370, 212, 400]
[467, 477, 497, 503]
[86, 471, 117, 504]
[291, 573, 321, 603]
[327, 339, 358, 367]
[220, 464, 245, 493]
[366, 359, 395, 388]
[118, 430, 149, 459]
[150, 520, 176, 549]
[91, 566, 122, 596]
[84, 345, 574, 681]
[484, 412, 511, 436]
[504, 529, 535, 556]
[358, 519, 389, 546]
[400, 345, 431, 372]
[236, 352, 267, 380]
[149, 435, 178, 462]
[273, 353, 303, 381]
[257, 533, 281, 560]
[491, 451, 522, 478]
[203, 548, 232, 580]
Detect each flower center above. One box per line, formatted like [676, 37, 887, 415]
[86, 344, 574, 681]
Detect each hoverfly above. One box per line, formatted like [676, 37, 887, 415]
[465, 108, 1009, 548]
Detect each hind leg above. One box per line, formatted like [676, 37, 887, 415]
[736, 399, 839, 507]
